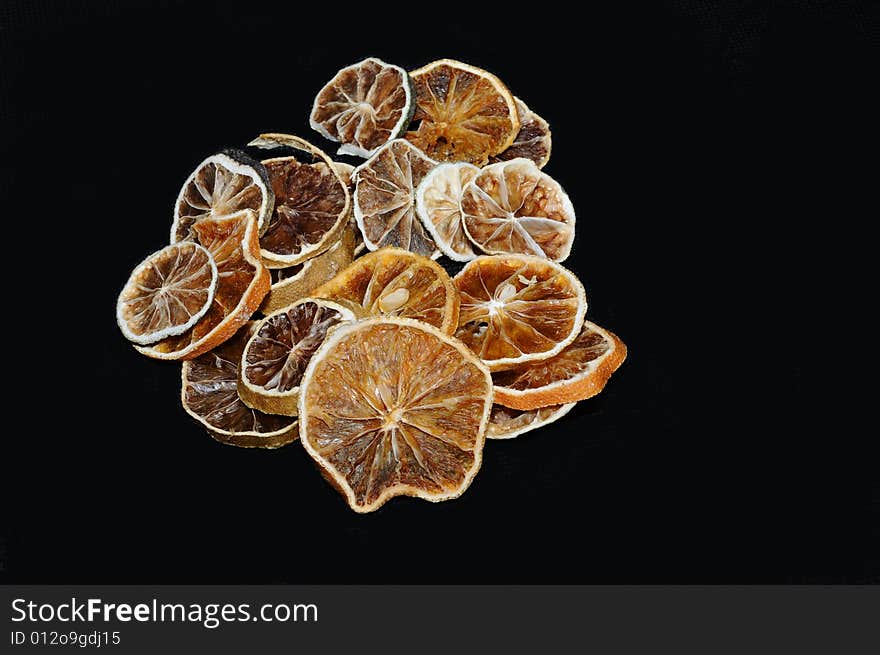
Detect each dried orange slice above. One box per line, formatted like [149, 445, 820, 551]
[405, 59, 520, 165]
[415, 162, 481, 261]
[238, 298, 357, 416]
[493, 320, 626, 410]
[489, 97, 552, 169]
[487, 403, 576, 440]
[313, 247, 460, 334]
[352, 139, 438, 257]
[461, 158, 575, 262]
[172, 150, 273, 241]
[298, 317, 492, 513]
[454, 255, 586, 371]
[116, 242, 217, 345]
[182, 323, 298, 448]
[310, 57, 414, 158]
[137, 209, 269, 360]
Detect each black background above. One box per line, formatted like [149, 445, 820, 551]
[1, 1, 876, 583]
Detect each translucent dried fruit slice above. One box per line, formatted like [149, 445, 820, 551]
[454, 255, 586, 371]
[489, 97, 552, 169]
[493, 321, 626, 410]
[310, 57, 414, 158]
[298, 317, 492, 513]
[238, 298, 357, 416]
[405, 59, 520, 165]
[313, 247, 460, 334]
[246, 133, 351, 268]
[117, 242, 217, 345]
[137, 209, 269, 360]
[172, 150, 273, 241]
[461, 158, 575, 262]
[182, 323, 298, 448]
[487, 403, 576, 440]
[260, 225, 355, 314]
[415, 162, 481, 261]
[353, 139, 438, 257]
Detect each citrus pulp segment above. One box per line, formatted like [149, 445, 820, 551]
[487, 403, 576, 439]
[415, 162, 481, 261]
[489, 97, 552, 169]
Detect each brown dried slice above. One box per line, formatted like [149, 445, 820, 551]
[182, 322, 298, 448]
[117, 242, 217, 345]
[487, 403, 576, 440]
[405, 59, 520, 165]
[313, 247, 460, 334]
[461, 158, 575, 262]
[489, 97, 552, 169]
[353, 139, 438, 257]
[172, 150, 273, 241]
[310, 58, 414, 158]
[415, 162, 481, 261]
[298, 317, 493, 513]
[454, 255, 586, 371]
[493, 321, 626, 410]
[137, 209, 269, 360]
[238, 298, 357, 416]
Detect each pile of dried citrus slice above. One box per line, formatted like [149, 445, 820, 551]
[116, 58, 626, 513]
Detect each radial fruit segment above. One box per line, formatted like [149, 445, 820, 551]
[489, 97, 552, 169]
[298, 317, 493, 513]
[415, 162, 481, 261]
[454, 255, 586, 371]
[487, 403, 576, 440]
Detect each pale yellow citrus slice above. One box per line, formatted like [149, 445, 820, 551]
[298, 317, 493, 513]
[489, 97, 552, 169]
[310, 57, 414, 158]
[117, 242, 217, 345]
[493, 320, 626, 410]
[415, 162, 481, 261]
[487, 403, 576, 440]
[172, 150, 273, 241]
[238, 298, 358, 416]
[312, 247, 460, 334]
[454, 255, 586, 371]
[182, 322, 298, 448]
[405, 59, 520, 165]
[137, 209, 269, 360]
[461, 158, 575, 262]
[352, 139, 439, 257]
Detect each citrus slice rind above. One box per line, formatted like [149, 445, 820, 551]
[238, 298, 358, 416]
[181, 322, 298, 448]
[172, 150, 273, 242]
[461, 158, 575, 262]
[297, 317, 493, 513]
[453, 255, 586, 371]
[493, 320, 626, 410]
[352, 139, 440, 258]
[116, 242, 218, 345]
[312, 247, 460, 334]
[487, 403, 576, 440]
[489, 97, 552, 169]
[415, 162, 481, 262]
[405, 59, 520, 165]
[246, 133, 351, 267]
[310, 57, 414, 158]
[137, 209, 269, 360]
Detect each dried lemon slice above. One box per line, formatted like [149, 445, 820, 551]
[353, 139, 438, 257]
[487, 403, 576, 440]
[182, 322, 298, 448]
[117, 242, 217, 345]
[415, 162, 481, 261]
[461, 158, 575, 262]
[489, 98, 552, 169]
[405, 59, 519, 165]
[493, 320, 626, 410]
[238, 298, 357, 416]
[313, 247, 460, 334]
[172, 150, 273, 241]
[454, 255, 586, 371]
[298, 317, 493, 513]
[310, 57, 414, 158]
